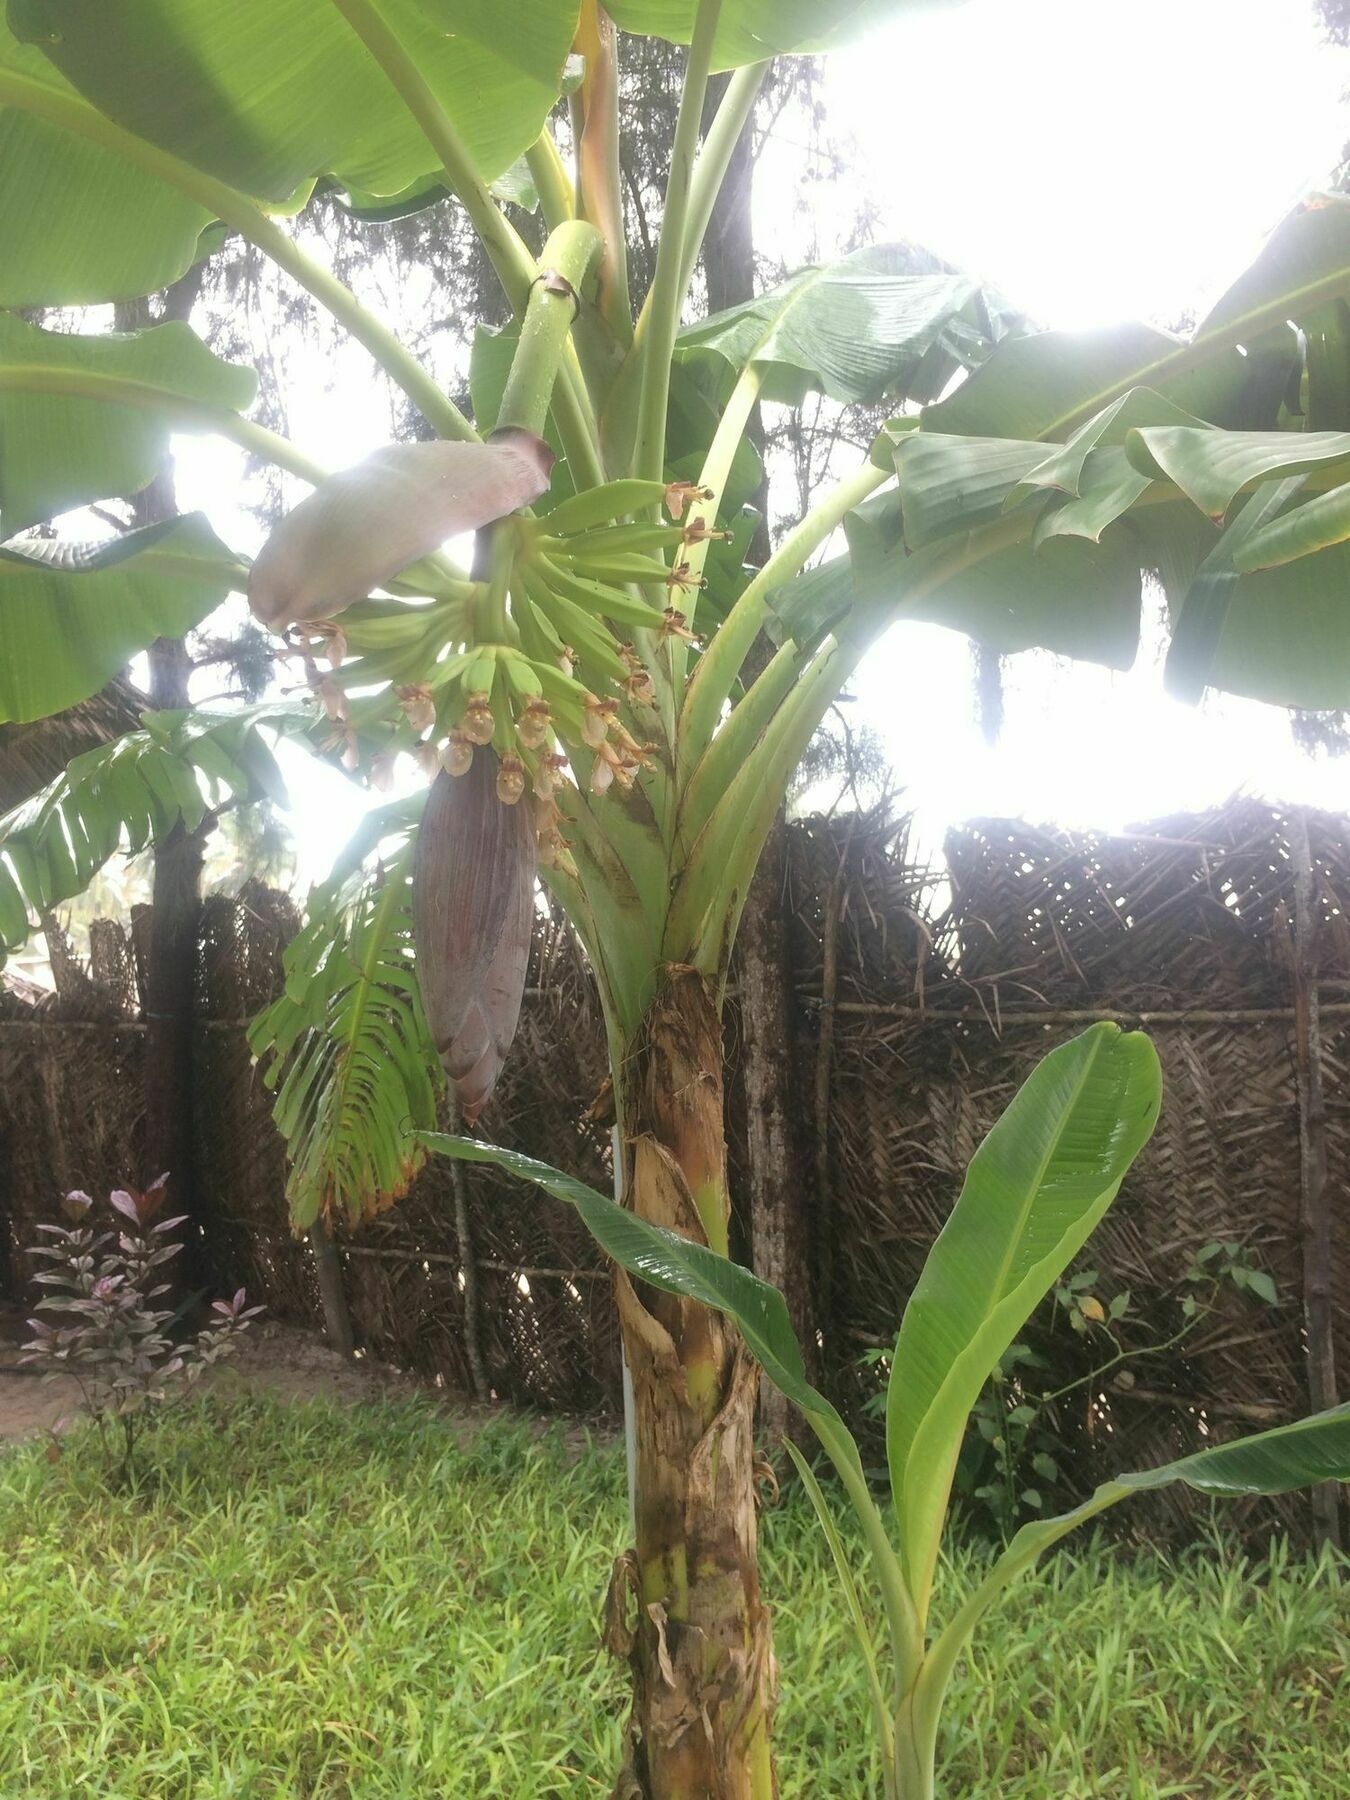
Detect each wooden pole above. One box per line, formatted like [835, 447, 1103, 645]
[739, 812, 816, 1444]
[812, 866, 846, 1355]
[808, 1000, 1350, 1026]
[116, 274, 209, 1284]
[308, 1221, 355, 1360]
[449, 1102, 490, 1404]
[1291, 808, 1342, 1551]
[701, 91, 815, 1447]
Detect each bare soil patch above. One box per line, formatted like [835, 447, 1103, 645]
[0, 1319, 424, 1443]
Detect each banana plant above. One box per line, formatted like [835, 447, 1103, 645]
[425, 1022, 1350, 1799]
[5, 3, 1350, 1793]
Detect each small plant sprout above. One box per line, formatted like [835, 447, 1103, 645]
[22, 1176, 263, 1488]
[428, 1023, 1350, 1798]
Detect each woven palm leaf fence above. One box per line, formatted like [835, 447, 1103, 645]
[1, 798, 1345, 1543]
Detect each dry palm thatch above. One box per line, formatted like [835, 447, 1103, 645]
[0, 678, 145, 814]
[1, 799, 1345, 1543]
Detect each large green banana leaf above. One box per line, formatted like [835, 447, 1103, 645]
[0, 705, 294, 960]
[881, 414, 1350, 707]
[921, 320, 1274, 443]
[420, 1130, 869, 1480]
[0, 515, 243, 723]
[767, 487, 1144, 669]
[925, 197, 1350, 442]
[1234, 475, 1350, 569]
[7, 0, 578, 202]
[606, 0, 945, 69]
[775, 201, 1350, 711]
[920, 1405, 1350, 1717]
[0, 28, 214, 307]
[420, 1097, 1349, 1644]
[0, 313, 255, 536]
[1159, 474, 1307, 704]
[252, 818, 439, 1231]
[1126, 425, 1350, 519]
[675, 244, 1022, 409]
[885, 1023, 1161, 1615]
[889, 419, 1350, 548]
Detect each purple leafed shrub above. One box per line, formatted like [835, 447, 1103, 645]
[21, 1175, 263, 1485]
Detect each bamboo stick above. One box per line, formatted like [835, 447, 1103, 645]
[802, 1000, 1350, 1026]
[9, 997, 1350, 1035]
[1290, 808, 1342, 1550]
[812, 864, 846, 1334]
[308, 1220, 356, 1360]
[444, 1100, 490, 1404]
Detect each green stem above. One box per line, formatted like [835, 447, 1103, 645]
[785, 1443, 897, 1786]
[676, 637, 848, 972]
[245, 220, 476, 442]
[482, 522, 517, 641]
[0, 365, 331, 486]
[893, 1695, 936, 1800]
[0, 66, 475, 444]
[811, 1413, 923, 1703]
[572, 1, 633, 346]
[556, 363, 608, 491]
[679, 360, 763, 640]
[496, 223, 604, 440]
[634, 0, 724, 484]
[678, 635, 798, 848]
[1035, 1316, 1202, 1407]
[678, 459, 889, 782]
[219, 416, 330, 486]
[326, 0, 605, 482]
[676, 61, 769, 304]
[524, 132, 576, 232]
[612, 60, 767, 459]
[0, 392, 458, 598]
[327, 0, 536, 311]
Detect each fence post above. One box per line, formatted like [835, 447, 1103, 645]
[812, 861, 846, 1358]
[308, 1221, 355, 1361]
[1290, 808, 1342, 1551]
[739, 814, 816, 1445]
[449, 1101, 490, 1404]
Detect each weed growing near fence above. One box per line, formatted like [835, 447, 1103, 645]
[0, 1394, 1344, 1797]
[20, 1181, 260, 1487]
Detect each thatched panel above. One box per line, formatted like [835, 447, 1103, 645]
[2, 797, 1345, 1543]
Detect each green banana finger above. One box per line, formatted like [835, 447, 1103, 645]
[543, 523, 686, 557]
[542, 479, 670, 535]
[537, 558, 664, 631]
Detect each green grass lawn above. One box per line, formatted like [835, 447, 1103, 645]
[0, 1391, 1344, 1798]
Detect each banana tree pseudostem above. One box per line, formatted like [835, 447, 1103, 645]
[5, 4, 1350, 1794]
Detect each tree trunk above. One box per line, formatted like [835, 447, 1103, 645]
[610, 969, 777, 1799]
[735, 816, 815, 1445]
[972, 641, 1005, 746]
[140, 631, 205, 1209]
[116, 273, 208, 1249]
[701, 76, 812, 1444]
[309, 1221, 356, 1360]
[701, 74, 755, 319]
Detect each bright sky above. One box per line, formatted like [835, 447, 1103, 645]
[823, 0, 1350, 840]
[171, 0, 1350, 888]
